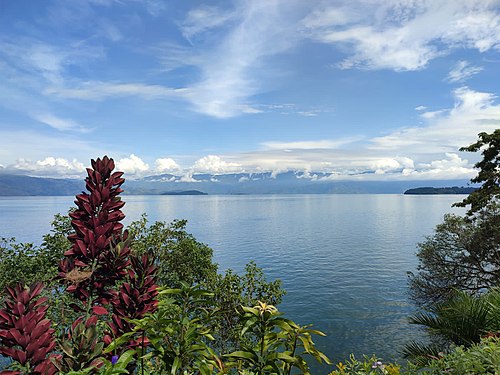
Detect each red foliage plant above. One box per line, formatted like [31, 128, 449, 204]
[58, 156, 158, 349]
[0, 157, 159, 373]
[0, 283, 59, 375]
[105, 254, 159, 349]
[58, 156, 131, 306]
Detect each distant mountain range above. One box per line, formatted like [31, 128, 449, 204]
[0, 172, 475, 196]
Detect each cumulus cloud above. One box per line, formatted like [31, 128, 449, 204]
[0, 129, 107, 168]
[302, 1, 500, 71]
[116, 154, 150, 177]
[11, 157, 86, 178]
[402, 153, 476, 180]
[178, 171, 199, 183]
[192, 155, 241, 173]
[155, 158, 181, 173]
[184, 86, 498, 181]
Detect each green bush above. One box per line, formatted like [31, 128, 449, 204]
[414, 336, 500, 374]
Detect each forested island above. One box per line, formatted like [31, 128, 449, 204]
[404, 186, 477, 195]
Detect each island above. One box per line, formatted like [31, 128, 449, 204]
[404, 186, 477, 195]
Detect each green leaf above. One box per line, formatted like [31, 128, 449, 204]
[225, 350, 258, 362]
[171, 356, 181, 374]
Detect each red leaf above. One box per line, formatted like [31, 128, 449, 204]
[92, 306, 108, 315]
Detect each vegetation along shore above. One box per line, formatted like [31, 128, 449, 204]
[0, 129, 499, 374]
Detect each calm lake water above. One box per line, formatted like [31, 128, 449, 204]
[0, 194, 466, 373]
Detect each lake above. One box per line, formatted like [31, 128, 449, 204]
[0, 194, 466, 373]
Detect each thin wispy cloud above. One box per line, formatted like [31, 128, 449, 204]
[447, 60, 484, 83]
[45, 82, 187, 101]
[261, 138, 359, 150]
[180, 5, 237, 42]
[179, 0, 303, 118]
[32, 113, 90, 133]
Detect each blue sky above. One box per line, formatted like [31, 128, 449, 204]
[0, 0, 499, 180]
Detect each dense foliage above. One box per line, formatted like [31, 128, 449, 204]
[2, 130, 500, 374]
[454, 129, 500, 215]
[0, 156, 326, 374]
[405, 129, 500, 364]
[408, 203, 500, 306]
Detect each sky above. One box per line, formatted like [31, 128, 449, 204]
[0, 0, 499, 181]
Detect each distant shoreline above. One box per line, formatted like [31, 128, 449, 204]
[404, 186, 477, 195]
[161, 190, 207, 195]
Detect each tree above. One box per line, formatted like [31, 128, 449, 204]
[406, 131, 500, 364]
[408, 205, 500, 307]
[409, 130, 500, 306]
[454, 129, 500, 216]
[127, 215, 218, 287]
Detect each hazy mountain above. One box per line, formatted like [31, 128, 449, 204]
[0, 175, 82, 196]
[0, 172, 473, 196]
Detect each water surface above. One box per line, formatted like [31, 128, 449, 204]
[0, 194, 466, 372]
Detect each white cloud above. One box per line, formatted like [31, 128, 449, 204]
[371, 87, 500, 153]
[447, 60, 483, 82]
[303, 1, 500, 71]
[179, 0, 302, 118]
[261, 138, 358, 150]
[11, 157, 86, 178]
[192, 155, 241, 173]
[45, 81, 186, 101]
[0, 39, 103, 86]
[415, 105, 427, 111]
[155, 158, 181, 173]
[174, 86, 497, 180]
[32, 113, 90, 132]
[420, 109, 447, 119]
[401, 153, 476, 180]
[178, 171, 199, 183]
[116, 154, 150, 176]
[181, 5, 236, 40]
[0, 129, 107, 167]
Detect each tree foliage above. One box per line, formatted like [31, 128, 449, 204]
[408, 205, 500, 306]
[127, 216, 218, 287]
[409, 130, 500, 306]
[405, 131, 500, 365]
[454, 129, 500, 216]
[0, 156, 294, 374]
[404, 288, 500, 365]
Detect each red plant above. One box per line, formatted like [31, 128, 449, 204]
[104, 254, 159, 349]
[59, 156, 131, 306]
[0, 283, 59, 375]
[54, 315, 104, 373]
